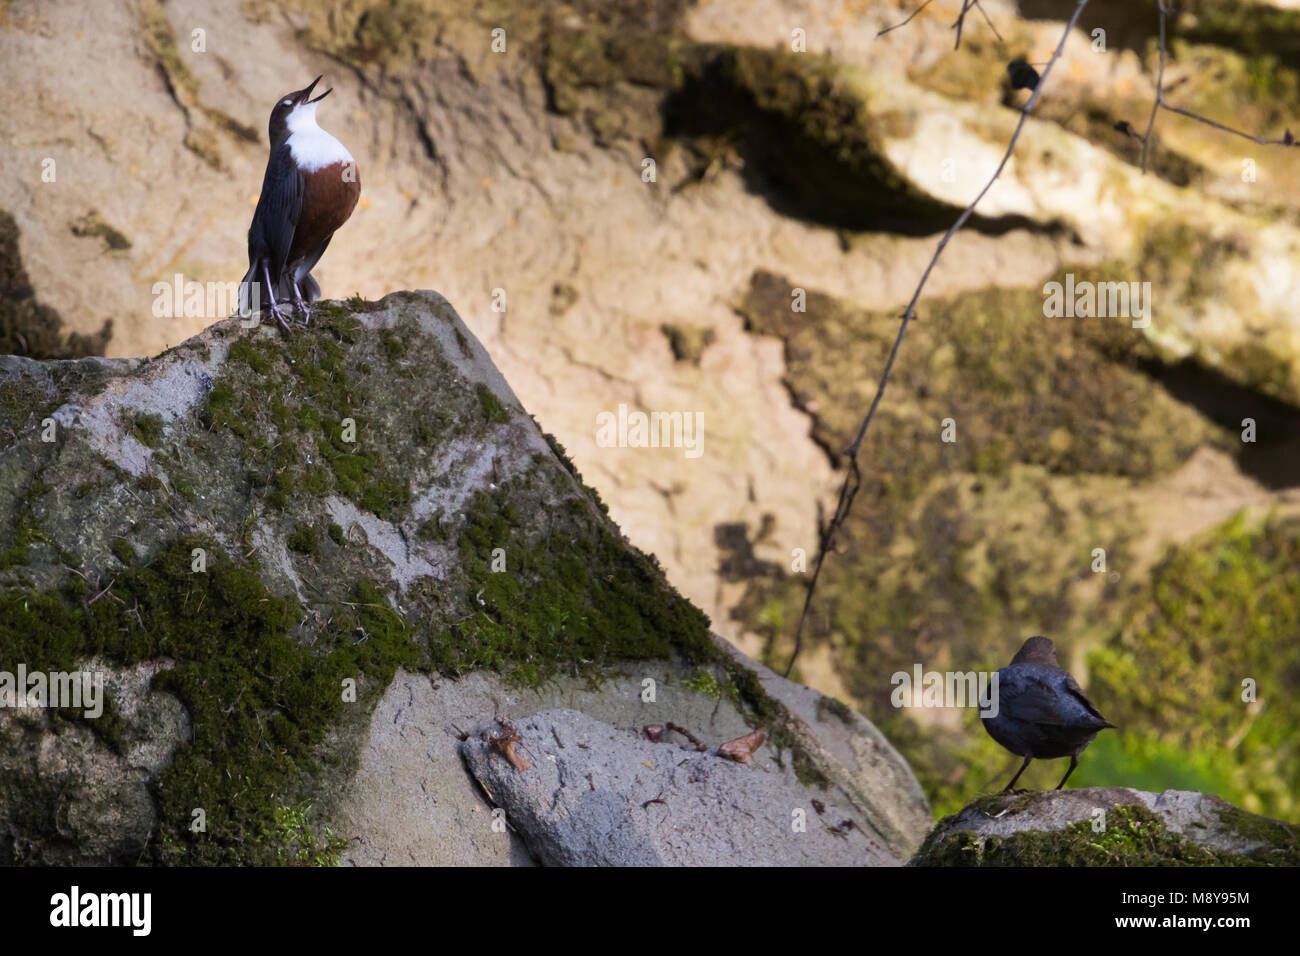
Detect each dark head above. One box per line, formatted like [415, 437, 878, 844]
[267, 75, 332, 146]
[1010, 635, 1059, 667]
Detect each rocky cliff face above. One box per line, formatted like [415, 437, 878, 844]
[3, 0, 1299, 829]
[0, 291, 930, 865]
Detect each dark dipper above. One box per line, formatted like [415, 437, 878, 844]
[980, 636, 1115, 792]
[238, 76, 360, 330]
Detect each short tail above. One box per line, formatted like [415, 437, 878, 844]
[237, 262, 317, 316]
[236, 264, 261, 317]
[298, 271, 321, 304]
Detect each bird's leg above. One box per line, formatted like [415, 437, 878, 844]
[1003, 755, 1033, 793]
[261, 262, 292, 333]
[1054, 754, 1080, 790]
[292, 278, 311, 325]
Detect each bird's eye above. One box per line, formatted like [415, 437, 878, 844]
[282, 99, 292, 106]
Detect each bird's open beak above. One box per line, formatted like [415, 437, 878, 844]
[296, 75, 332, 105]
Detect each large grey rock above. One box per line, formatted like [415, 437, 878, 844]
[912, 787, 1300, 866]
[334, 642, 933, 866]
[459, 707, 898, 866]
[0, 287, 932, 865]
[713, 637, 932, 857]
[0, 660, 189, 865]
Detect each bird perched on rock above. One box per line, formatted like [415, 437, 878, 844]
[981, 636, 1115, 792]
[238, 76, 360, 331]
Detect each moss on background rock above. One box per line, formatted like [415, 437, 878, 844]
[1086, 514, 1300, 821]
[728, 271, 1300, 821]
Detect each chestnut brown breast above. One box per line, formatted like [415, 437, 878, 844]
[289, 161, 360, 263]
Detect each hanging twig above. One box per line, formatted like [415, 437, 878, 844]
[1141, 1, 1297, 170]
[785, 0, 1298, 678]
[783, 0, 1092, 677]
[878, 0, 1001, 49]
[877, 0, 937, 39]
[1139, 1, 1170, 172]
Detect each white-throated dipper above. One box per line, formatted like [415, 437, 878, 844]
[238, 76, 360, 331]
[980, 636, 1115, 792]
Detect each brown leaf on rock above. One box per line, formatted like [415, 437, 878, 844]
[490, 723, 530, 771]
[717, 727, 767, 765]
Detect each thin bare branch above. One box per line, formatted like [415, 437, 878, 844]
[877, 0, 937, 38]
[1141, 1, 1171, 171]
[783, 0, 1091, 678]
[952, 0, 976, 51]
[878, 0, 1002, 51]
[1141, 1, 1296, 169]
[973, 1, 1004, 44]
[1160, 103, 1297, 147]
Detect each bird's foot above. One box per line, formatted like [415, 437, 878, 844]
[268, 302, 293, 333]
[292, 295, 311, 326]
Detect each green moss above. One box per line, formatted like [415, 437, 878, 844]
[256, 802, 347, 867]
[228, 337, 273, 375]
[287, 524, 319, 556]
[683, 668, 722, 699]
[445, 474, 713, 684]
[912, 802, 1296, 866]
[327, 523, 345, 546]
[417, 514, 448, 543]
[200, 317, 413, 520]
[1213, 804, 1300, 864]
[129, 413, 165, 448]
[110, 538, 136, 566]
[0, 537, 419, 864]
[1182, 2, 1300, 68]
[2, 493, 55, 570]
[316, 427, 412, 519]
[200, 381, 251, 439]
[475, 384, 510, 425]
[381, 328, 407, 362]
[1087, 514, 1300, 821]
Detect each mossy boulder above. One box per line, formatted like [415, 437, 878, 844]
[911, 787, 1300, 866]
[0, 290, 930, 865]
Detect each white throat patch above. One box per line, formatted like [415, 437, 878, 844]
[285, 103, 353, 172]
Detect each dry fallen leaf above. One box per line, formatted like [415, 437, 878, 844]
[490, 723, 530, 771]
[717, 727, 768, 765]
